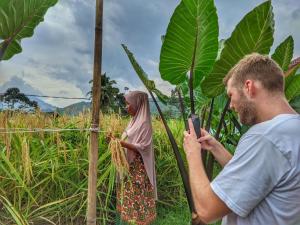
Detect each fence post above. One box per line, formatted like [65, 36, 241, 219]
[87, 0, 103, 224]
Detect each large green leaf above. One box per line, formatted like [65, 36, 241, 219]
[285, 65, 300, 89]
[287, 57, 300, 71]
[290, 95, 300, 113]
[0, 0, 58, 60]
[271, 36, 294, 71]
[159, 0, 218, 87]
[201, 1, 274, 97]
[179, 78, 210, 113]
[285, 57, 300, 77]
[122, 44, 169, 104]
[217, 39, 225, 61]
[285, 74, 300, 101]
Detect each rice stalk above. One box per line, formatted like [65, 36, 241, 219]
[0, 193, 29, 225]
[109, 138, 129, 178]
[56, 132, 67, 163]
[21, 136, 33, 184]
[0, 112, 12, 158]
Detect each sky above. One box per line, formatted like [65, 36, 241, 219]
[0, 0, 299, 108]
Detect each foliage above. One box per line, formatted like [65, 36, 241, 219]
[271, 36, 294, 72]
[1, 88, 38, 111]
[0, 0, 58, 60]
[201, 1, 274, 97]
[285, 74, 300, 101]
[122, 44, 169, 104]
[156, 0, 300, 189]
[87, 73, 126, 114]
[159, 0, 219, 88]
[290, 95, 300, 113]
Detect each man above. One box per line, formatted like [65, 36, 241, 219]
[184, 53, 300, 225]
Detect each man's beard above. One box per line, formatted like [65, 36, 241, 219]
[237, 92, 258, 126]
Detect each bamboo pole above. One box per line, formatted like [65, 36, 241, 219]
[87, 0, 103, 224]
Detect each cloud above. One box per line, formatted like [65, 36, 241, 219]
[215, 0, 300, 57]
[273, 1, 300, 56]
[0, 0, 299, 109]
[0, 76, 42, 95]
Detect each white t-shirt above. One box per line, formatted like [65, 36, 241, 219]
[211, 114, 300, 225]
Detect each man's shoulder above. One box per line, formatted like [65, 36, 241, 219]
[245, 114, 300, 138]
[240, 114, 300, 166]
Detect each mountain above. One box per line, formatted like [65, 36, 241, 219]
[0, 96, 57, 112]
[149, 99, 179, 115]
[1, 96, 180, 117]
[29, 97, 57, 112]
[56, 99, 180, 117]
[57, 101, 91, 115]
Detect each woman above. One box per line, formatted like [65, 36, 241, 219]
[115, 91, 157, 225]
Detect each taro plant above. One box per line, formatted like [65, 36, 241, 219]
[123, 1, 300, 224]
[159, 0, 218, 118]
[162, 0, 300, 181]
[0, 0, 58, 61]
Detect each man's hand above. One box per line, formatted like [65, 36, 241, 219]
[183, 119, 232, 223]
[198, 129, 221, 152]
[199, 129, 232, 167]
[191, 212, 205, 225]
[184, 119, 202, 157]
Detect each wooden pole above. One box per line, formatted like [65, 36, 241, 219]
[87, 0, 103, 224]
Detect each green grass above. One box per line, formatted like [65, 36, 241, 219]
[154, 203, 221, 225]
[155, 203, 191, 225]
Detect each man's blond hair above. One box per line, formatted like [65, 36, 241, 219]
[223, 53, 284, 93]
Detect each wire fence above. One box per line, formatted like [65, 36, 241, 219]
[0, 127, 99, 134]
[0, 93, 90, 100]
[0, 92, 183, 117]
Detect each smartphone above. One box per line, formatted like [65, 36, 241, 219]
[189, 114, 201, 138]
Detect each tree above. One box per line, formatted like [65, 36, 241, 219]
[2, 88, 38, 111]
[87, 73, 126, 113]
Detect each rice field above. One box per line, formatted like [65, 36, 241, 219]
[0, 111, 195, 224]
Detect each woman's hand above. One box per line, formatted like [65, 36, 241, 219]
[106, 132, 115, 143]
[197, 129, 221, 152]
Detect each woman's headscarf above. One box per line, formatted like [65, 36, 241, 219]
[123, 91, 157, 199]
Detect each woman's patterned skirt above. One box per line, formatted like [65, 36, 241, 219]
[117, 154, 156, 225]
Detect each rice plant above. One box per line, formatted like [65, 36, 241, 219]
[0, 111, 189, 224]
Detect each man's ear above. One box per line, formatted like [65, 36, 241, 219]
[244, 79, 255, 98]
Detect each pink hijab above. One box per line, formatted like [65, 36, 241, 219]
[123, 91, 157, 199]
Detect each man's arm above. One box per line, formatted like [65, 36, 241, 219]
[198, 129, 232, 167]
[184, 119, 231, 223]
